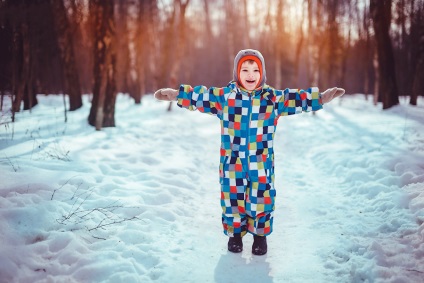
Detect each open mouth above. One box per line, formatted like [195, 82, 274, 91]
[246, 80, 256, 84]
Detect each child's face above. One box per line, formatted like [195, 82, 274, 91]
[239, 61, 260, 91]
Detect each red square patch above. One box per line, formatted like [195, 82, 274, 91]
[182, 99, 190, 107]
[235, 163, 242, 172]
[259, 176, 267, 183]
[230, 186, 237, 193]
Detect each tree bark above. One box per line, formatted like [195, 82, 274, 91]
[167, 0, 190, 111]
[273, 0, 284, 89]
[50, 0, 83, 111]
[133, 2, 146, 104]
[157, 4, 176, 89]
[69, 0, 92, 94]
[225, 0, 236, 77]
[88, 0, 117, 129]
[293, 19, 304, 87]
[116, 0, 131, 97]
[306, 0, 322, 86]
[370, 0, 399, 109]
[411, 18, 424, 105]
[363, 3, 372, 99]
[12, 21, 31, 113]
[132, 0, 157, 103]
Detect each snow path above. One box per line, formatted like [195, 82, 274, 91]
[1, 95, 424, 282]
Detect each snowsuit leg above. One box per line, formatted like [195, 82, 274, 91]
[245, 176, 275, 236]
[220, 156, 248, 237]
[245, 152, 276, 236]
[220, 154, 276, 237]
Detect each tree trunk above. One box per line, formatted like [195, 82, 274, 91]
[273, 0, 284, 89]
[88, 0, 117, 129]
[411, 19, 424, 105]
[134, 2, 146, 104]
[133, 0, 157, 103]
[294, 22, 304, 87]
[167, 0, 190, 111]
[116, 0, 131, 96]
[23, 84, 37, 111]
[0, 13, 13, 99]
[50, 0, 82, 111]
[69, 0, 92, 94]
[242, 0, 251, 47]
[340, 26, 350, 90]
[373, 47, 379, 105]
[12, 22, 30, 113]
[370, 0, 399, 109]
[157, 5, 176, 89]
[324, 0, 340, 88]
[225, 0, 236, 77]
[203, 0, 213, 39]
[363, 3, 372, 99]
[306, 0, 322, 86]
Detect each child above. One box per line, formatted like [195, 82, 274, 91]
[154, 49, 344, 255]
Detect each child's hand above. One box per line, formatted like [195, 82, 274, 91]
[321, 87, 345, 104]
[154, 88, 178, 101]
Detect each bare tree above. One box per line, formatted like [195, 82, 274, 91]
[225, 0, 237, 77]
[411, 3, 424, 105]
[169, 0, 190, 88]
[306, 0, 324, 86]
[370, 0, 399, 109]
[293, 1, 306, 87]
[8, 2, 34, 116]
[88, 0, 117, 129]
[115, 0, 131, 97]
[133, 1, 156, 103]
[361, 0, 373, 98]
[0, 4, 13, 109]
[50, 0, 83, 111]
[273, 0, 285, 89]
[69, 0, 92, 94]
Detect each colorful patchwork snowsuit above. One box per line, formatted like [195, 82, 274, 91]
[177, 81, 323, 237]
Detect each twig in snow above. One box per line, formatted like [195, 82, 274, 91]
[51, 176, 79, 200]
[57, 188, 94, 224]
[44, 140, 71, 161]
[406, 269, 424, 274]
[3, 153, 19, 172]
[54, 182, 142, 239]
[92, 235, 107, 240]
[88, 216, 140, 232]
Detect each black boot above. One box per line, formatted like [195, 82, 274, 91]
[252, 235, 267, 255]
[228, 236, 243, 253]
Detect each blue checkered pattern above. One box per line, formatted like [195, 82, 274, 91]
[177, 82, 323, 236]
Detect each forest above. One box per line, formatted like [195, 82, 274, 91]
[0, 0, 423, 130]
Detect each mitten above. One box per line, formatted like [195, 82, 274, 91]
[321, 87, 345, 104]
[154, 88, 178, 101]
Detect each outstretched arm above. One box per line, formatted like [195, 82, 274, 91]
[276, 87, 322, 116]
[154, 85, 229, 116]
[177, 85, 228, 115]
[275, 86, 345, 116]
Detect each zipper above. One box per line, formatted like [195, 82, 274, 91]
[245, 91, 253, 171]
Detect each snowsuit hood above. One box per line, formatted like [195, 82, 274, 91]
[233, 49, 267, 89]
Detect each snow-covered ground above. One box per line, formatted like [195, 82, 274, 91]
[0, 93, 423, 283]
